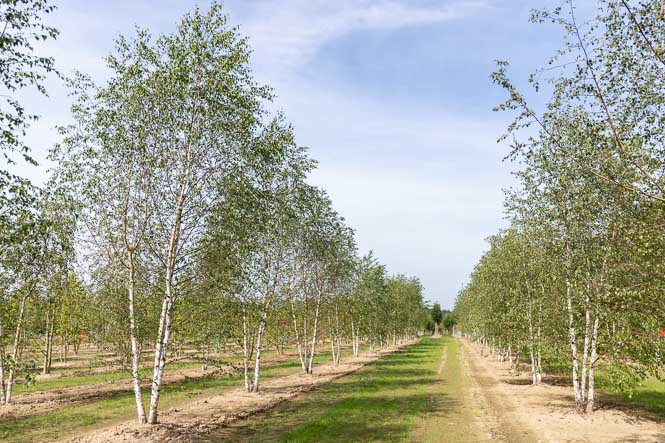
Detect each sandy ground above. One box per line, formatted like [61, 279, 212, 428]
[63, 341, 417, 443]
[458, 341, 544, 442]
[460, 339, 665, 443]
[14, 337, 661, 442]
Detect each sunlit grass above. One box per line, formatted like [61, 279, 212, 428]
[0, 345, 365, 442]
[209, 337, 467, 443]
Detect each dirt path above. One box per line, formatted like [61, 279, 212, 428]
[410, 336, 540, 442]
[459, 340, 544, 442]
[459, 339, 665, 443]
[63, 340, 418, 443]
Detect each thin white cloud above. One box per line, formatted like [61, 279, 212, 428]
[9, 0, 505, 308]
[309, 165, 508, 304]
[237, 0, 490, 77]
[270, 79, 513, 306]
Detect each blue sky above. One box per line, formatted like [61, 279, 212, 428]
[13, 0, 587, 309]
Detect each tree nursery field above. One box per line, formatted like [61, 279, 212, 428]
[0, 0, 663, 442]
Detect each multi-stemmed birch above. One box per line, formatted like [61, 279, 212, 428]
[54, 2, 269, 423]
[288, 188, 356, 374]
[456, 1, 665, 413]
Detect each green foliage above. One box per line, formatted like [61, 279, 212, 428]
[0, 0, 59, 171]
[431, 303, 442, 325]
[15, 1, 430, 420]
[456, 1, 665, 409]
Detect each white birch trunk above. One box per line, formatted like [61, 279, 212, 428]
[307, 293, 322, 374]
[289, 295, 307, 373]
[580, 303, 591, 404]
[6, 292, 29, 405]
[146, 90, 196, 424]
[328, 313, 337, 365]
[147, 178, 187, 423]
[351, 320, 357, 357]
[335, 305, 341, 365]
[303, 289, 309, 373]
[251, 308, 268, 392]
[43, 308, 53, 375]
[586, 316, 600, 413]
[330, 337, 337, 364]
[148, 295, 174, 423]
[242, 305, 250, 391]
[566, 280, 582, 411]
[0, 319, 5, 404]
[127, 251, 146, 423]
[354, 334, 359, 357]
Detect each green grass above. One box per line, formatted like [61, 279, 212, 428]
[209, 336, 478, 442]
[0, 349, 358, 443]
[410, 337, 486, 442]
[539, 357, 665, 418]
[598, 376, 665, 417]
[12, 345, 364, 395]
[11, 361, 201, 395]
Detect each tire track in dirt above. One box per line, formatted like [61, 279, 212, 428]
[459, 339, 544, 442]
[460, 339, 665, 443]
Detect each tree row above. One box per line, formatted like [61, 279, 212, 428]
[453, 0, 665, 414]
[0, 2, 429, 424]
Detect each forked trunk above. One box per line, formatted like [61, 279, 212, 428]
[127, 254, 146, 423]
[307, 293, 322, 374]
[147, 292, 174, 424]
[147, 98, 194, 424]
[251, 308, 268, 392]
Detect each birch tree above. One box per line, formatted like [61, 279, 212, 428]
[288, 187, 355, 374]
[460, 0, 665, 413]
[54, 2, 269, 423]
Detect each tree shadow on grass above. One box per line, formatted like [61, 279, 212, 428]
[336, 370, 437, 392]
[206, 392, 461, 442]
[203, 341, 450, 442]
[595, 390, 665, 423]
[370, 359, 433, 370]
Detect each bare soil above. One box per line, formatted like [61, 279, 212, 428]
[457, 341, 543, 442]
[460, 339, 665, 443]
[12, 337, 660, 442]
[63, 341, 417, 443]
[0, 365, 237, 420]
[2, 350, 302, 421]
